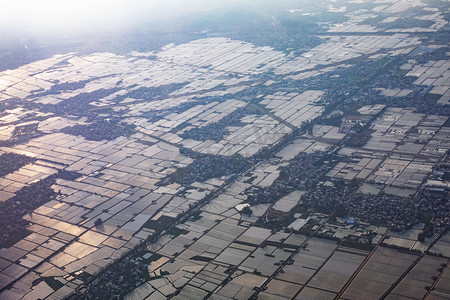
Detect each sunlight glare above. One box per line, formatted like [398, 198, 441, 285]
[1, 0, 175, 33]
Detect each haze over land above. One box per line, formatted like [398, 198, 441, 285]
[0, 0, 449, 299]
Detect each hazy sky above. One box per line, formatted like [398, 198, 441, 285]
[0, 0, 246, 34]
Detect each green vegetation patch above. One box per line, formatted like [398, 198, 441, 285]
[0, 229, 32, 249]
[61, 119, 136, 141]
[143, 215, 175, 232]
[168, 227, 190, 237]
[0, 152, 36, 178]
[345, 128, 374, 147]
[44, 277, 65, 291]
[165, 155, 249, 186]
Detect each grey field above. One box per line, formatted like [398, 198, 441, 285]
[0, 0, 449, 299]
